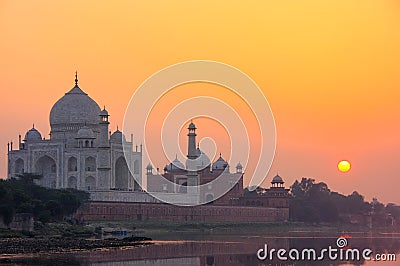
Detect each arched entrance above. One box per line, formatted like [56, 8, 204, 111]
[178, 181, 187, 193]
[68, 176, 77, 189]
[115, 157, 130, 190]
[35, 155, 57, 188]
[68, 157, 77, 172]
[14, 158, 24, 174]
[85, 156, 96, 172]
[85, 176, 95, 190]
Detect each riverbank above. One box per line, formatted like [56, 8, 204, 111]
[0, 222, 151, 255]
[88, 220, 399, 239]
[0, 236, 150, 255]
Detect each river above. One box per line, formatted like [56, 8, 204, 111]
[1, 232, 399, 265]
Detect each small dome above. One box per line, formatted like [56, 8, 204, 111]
[99, 107, 109, 116]
[166, 157, 185, 171]
[236, 162, 243, 169]
[172, 157, 185, 170]
[24, 127, 42, 141]
[272, 174, 284, 184]
[188, 122, 196, 130]
[196, 151, 211, 168]
[186, 148, 211, 171]
[146, 163, 153, 170]
[110, 129, 126, 143]
[212, 154, 229, 171]
[76, 126, 95, 139]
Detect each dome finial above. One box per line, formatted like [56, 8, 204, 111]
[75, 71, 78, 86]
[32, 123, 35, 129]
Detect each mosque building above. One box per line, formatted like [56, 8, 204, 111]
[146, 121, 244, 205]
[7, 73, 142, 192]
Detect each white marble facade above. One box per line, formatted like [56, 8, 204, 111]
[7, 74, 142, 192]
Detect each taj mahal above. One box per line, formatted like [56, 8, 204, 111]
[7, 74, 290, 221]
[7, 73, 143, 192]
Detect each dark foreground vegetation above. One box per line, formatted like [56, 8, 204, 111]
[0, 175, 152, 255]
[0, 174, 89, 225]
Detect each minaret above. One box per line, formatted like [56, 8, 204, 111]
[186, 121, 200, 201]
[187, 121, 197, 159]
[236, 162, 243, 173]
[99, 107, 110, 147]
[146, 163, 153, 175]
[97, 106, 111, 189]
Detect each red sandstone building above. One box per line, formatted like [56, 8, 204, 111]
[76, 122, 290, 222]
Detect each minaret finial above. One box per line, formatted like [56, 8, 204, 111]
[75, 71, 78, 86]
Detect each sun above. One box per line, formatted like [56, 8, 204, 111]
[338, 160, 351, 173]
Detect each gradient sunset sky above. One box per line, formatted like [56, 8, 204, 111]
[1, 1, 399, 204]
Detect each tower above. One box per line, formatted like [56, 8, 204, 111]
[187, 121, 197, 159]
[99, 107, 110, 147]
[146, 163, 153, 175]
[186, 121, 200, 199]
[236, 162, 243, 173]
[97, 107, 111, 189]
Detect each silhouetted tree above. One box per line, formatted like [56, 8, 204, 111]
[0, 174, 89, 225]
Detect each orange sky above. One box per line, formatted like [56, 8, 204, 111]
[1, 1, 399, 204]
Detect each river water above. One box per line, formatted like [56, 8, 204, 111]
[2, 232, 399, 265]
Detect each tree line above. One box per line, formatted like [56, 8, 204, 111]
[245, 177, 399, 227]
[289, 177, 400, 226]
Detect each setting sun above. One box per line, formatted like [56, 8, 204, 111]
[338, 160, 351, 173]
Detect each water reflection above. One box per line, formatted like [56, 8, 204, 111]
[2, 235, 399, 265]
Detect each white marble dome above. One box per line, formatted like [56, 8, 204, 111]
[50, 84, 101, 128]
